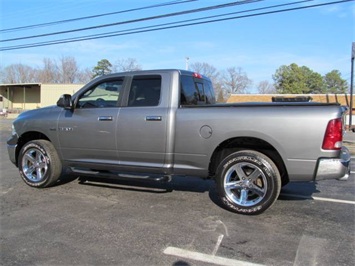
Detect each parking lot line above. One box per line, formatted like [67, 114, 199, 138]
[280, 193, 355, 205]
[163, 246, 264, 266]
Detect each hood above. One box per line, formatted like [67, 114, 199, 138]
[16, 105, 61, 120]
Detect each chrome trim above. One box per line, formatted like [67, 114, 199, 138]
[98, 116, 113, 121]
[315, 146, 351, 181]
[146, 116, 162, 121]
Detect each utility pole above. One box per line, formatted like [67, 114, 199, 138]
[349, 42, 354, 131]
[185, 57, 190, 70]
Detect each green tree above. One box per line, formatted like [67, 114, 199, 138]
[273, 63, 324, 94]
[323, 70, 348, 93]
[92, 59, 112, 78]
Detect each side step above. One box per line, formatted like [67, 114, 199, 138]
[69, 167, 172, 182]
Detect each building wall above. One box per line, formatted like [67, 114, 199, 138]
[0, 85, 41, 110]
[0, 83, 84, 110]
[40, 84, 84, 107]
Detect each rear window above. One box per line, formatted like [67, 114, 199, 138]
[180, 75, 215, 106]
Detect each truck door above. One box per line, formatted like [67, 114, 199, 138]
[116, 74, 168, 170]
[57, 78, 124, 165]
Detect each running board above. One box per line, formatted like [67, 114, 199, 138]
[70, 167, 172, 182]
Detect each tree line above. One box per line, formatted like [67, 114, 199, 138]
[0, 57, 348, 102]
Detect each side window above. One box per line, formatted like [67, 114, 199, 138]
[128, 75, 161, 107]
[77, 79, 123, 108]
[180, 75, 199, 105]
[195, 82, 206, 103]
[180, 75, 215, 105]
[203, 79, 216, 104]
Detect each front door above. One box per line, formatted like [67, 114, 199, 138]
[57, 78, 124, 166]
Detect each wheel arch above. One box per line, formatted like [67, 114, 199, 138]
[15, 131, 51, 166]
[209, 137, 289, 186]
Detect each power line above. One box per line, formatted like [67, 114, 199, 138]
[0, 0, 197, 33]
[0, 0, 263, 42]
[0, 0, 312, 50]
[1, 0, 353, 51]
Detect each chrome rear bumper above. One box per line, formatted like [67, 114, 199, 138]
[315, 147, 350, 181]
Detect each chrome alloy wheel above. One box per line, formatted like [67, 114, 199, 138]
[21, 148, 49, 183]
[223, 162, 267, 207]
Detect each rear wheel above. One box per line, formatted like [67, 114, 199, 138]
[18, 140, 62, 188]
[216, 150, 281, 215]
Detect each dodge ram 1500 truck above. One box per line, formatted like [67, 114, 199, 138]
[7, 69, 351, 214]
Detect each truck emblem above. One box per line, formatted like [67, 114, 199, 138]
[58, 127, 73, 131]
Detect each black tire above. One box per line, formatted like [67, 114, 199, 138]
[216, 150, 281, 215]
[18, 140, 62, 188]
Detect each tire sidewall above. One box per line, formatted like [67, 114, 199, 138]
[217, 151, 280, 215]
[19, 141, 54, 188]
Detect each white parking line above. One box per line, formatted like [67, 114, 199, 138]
[280, 193, 355, 205]
[163, 247, 264, 266]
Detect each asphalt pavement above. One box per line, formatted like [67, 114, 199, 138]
[1, 118, 354, 266]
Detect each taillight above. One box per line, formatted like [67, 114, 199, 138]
[322, 118, 343, 150]
[193, 72, 202, 79]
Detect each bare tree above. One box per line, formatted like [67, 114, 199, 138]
[59, 56, 79, 83]
[77, 68, 93, 83]
[113, 58, 142, 72]
[190, 62, 219, 79]
[38, 58, 59, 83]
[222, 67, 252, 94]
[0, 64, 37, 83]
[189, 62, 222, 99]
[1, 56, 95, 84]
[257, 80, 276, 94]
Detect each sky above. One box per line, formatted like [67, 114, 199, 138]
[0, 0, 354, 91]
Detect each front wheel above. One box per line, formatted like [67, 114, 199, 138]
[18, 140, 62, 188]
[216, 150, 281, 215]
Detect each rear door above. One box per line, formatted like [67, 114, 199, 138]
[116, 74, 168, 170]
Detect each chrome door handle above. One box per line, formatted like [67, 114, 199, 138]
[98, 116, 113, 121]
[146, 116, 162, 121]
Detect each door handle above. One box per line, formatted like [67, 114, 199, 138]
[146, 116, 162, 121]
[98, 116, 113, 121]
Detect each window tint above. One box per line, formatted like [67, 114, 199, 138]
[77, 79, 123, 108]
[203, 79, 216, 104]
[128, 75, 161, 107]
[180, 75, 215, 106]
[180, 75, 199, 105]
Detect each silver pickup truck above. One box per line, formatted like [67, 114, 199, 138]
[7, 69, 351, 214]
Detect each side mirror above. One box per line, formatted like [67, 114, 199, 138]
[57, 94, 73, 110]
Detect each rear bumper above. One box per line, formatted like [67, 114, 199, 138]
[315, 146, 351, 181]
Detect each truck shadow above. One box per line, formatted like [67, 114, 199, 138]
[278, 181, 320, 200]
[75, 175, 214, 194]
[70, 175, 321, 210]
[75, 175, 227, 211]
